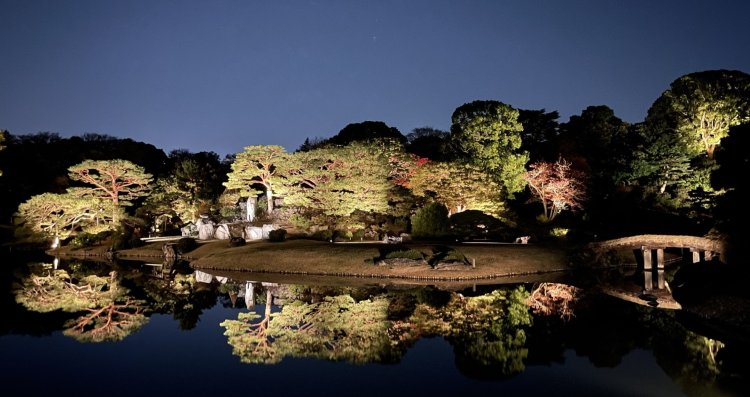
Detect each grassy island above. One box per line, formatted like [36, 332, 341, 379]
[52, 238, 571, 284]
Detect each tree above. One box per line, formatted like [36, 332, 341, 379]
[634, 70, 750, 212]
[712, 123, 750, 264]
[283, 142, 394, 228]
[402, 161, 506, 217]
[326, 121, 407, 147]
[224, 145, 290, 214]
[68, 159, 153, 225]
[648, 70, 750, 159]
[518, 109, 560, 162]
[15, 192, 111, 239]
[405, 127, 451, 161]
[558, 105, 631, 188]
[449, 100, 529, 195]
[523, 158, 587, 222]
[143, 150, 228, 225]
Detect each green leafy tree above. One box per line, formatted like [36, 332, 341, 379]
[648, 70, 750, 159]
[224, 145, 290, 213]
[635, 70, 750, 212]
[283, 142, 393, 227]
[68, 159, 153, 225]
[15, 191, 112, 239]
[450, 100, 529, 195]
[404, 161, 506, 218]
[144, 150, 228, 225]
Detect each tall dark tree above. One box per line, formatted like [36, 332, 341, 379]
[712, 123, 750, 264]
[518, 109, 560, 162]
[405, 127, 451, 161]
[326, 121, 407, 147]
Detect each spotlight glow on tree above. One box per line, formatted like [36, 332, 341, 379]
[523, 158, 587, 222]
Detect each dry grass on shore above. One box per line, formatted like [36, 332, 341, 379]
[52, 238, 570, 281]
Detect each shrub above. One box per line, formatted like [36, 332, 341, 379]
[112, 226, 145, 250]
[410, 202, 450, 239]
[175, 237, 198, 254]
[352, 229, 366, 241]
[384, 249, 425, 261]
[228, 236, 246, 247]
[269, 228, 287, 242]
[450, 210, 510, 240]
[70, 231, 111, 249]
[311, 229, 334, 241]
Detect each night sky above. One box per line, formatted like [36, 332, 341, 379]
[2, 0, 749, 158]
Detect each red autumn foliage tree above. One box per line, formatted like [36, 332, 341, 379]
[523, 158, 587, 222]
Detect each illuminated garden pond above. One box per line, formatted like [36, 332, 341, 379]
[1, 255, 747, 397]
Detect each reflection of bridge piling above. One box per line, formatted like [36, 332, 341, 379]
[639, 247, 666, 290]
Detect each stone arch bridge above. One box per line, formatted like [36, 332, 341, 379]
[588, 234, 727, 291]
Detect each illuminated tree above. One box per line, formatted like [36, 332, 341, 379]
[15, 191, 112, 239]
[68, 159, 153, 224]
[224, 145, 290, 213]
[648, 70, 750, 159]
[449, 100, 529, 195]
[523, 158, 587, 222]
[403, 161, 505, 217]
[634, 70, 750, 211]
[283, 142, 393, 227]
[143, 151, 227, 225]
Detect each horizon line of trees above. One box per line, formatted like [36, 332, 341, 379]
[2, 69, 749, 258]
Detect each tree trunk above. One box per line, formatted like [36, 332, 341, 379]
[266, 189, 274, 213]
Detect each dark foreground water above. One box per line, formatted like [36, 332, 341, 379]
[1, 253, 747, 397]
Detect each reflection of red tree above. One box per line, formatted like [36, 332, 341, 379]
[68, 299, 145, 338]
[527, 283, 582, 321]
[523, 158, 587, 221]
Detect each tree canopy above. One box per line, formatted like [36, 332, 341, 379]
[450, 100, 529, 196]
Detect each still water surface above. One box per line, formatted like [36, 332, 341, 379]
[0, 254, 746, 397]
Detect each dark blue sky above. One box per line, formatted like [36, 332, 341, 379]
[2, 0, 749, 157]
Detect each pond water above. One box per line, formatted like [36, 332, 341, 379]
[1, 253, 747, 397]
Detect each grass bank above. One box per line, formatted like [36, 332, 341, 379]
[52, 238, 571, 282]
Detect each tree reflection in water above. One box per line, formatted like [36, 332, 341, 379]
[221, 283, 532, 379]
[8, 259, 746, 394]
[14, 263, 148, 342]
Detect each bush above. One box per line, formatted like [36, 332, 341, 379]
[228, 236, 246, 247]
[384, 249, 425, 261]
[352, 229, 366, 241]
[175, 237, 198, 254]
[450, 210, 511, 241]
[268, 228, 287, 242]
[70, 231, 111, 249]
[112, 226, 145, 250]
[411, 202, 450, 239]
[311, 229, 334, 241]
